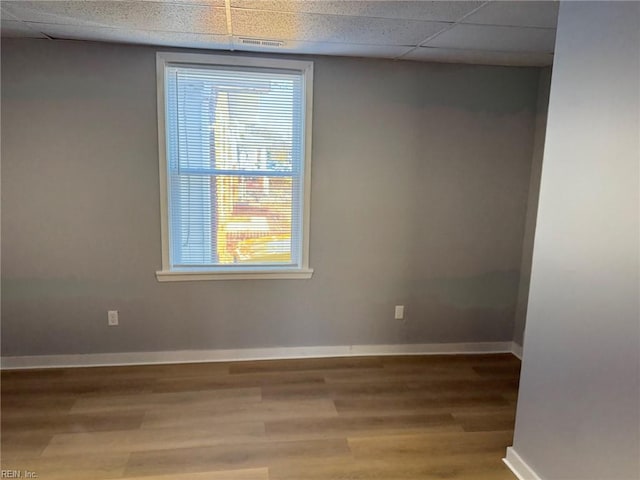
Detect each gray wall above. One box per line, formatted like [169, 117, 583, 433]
[1, 39, 540, 356]
[512, 2, 640, 479]
[513, 67, 551, 347]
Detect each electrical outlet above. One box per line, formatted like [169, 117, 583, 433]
[108, 310, 119, 326]
[394, 305, 404, 320]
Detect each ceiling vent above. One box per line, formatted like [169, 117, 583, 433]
[238, 38, 285, 48]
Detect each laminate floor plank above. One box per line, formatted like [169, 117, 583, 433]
[380, 353, 518, 367]
[123, 438, 351, 477]
[265, 413, 459, 438]
[452, 410, 517, 432]
[1, 452, 130, 480]
[1, 377, 156, 395]
[327, 382, 413, 398]
[152, 371, 327, 393]
[229, 356, 384, 374]
[502, 390, 520, 404]
[407, 377, 519, 392]
[141, 398, 338, 429]
[1, 368, 67, 381]
[1, 354, 518, 480]
[0, 432, 53, 460]
[1, 393, 77, 419]
[42, 423, 266, 456]
[260, 382, 330, 401]
[267, 452, 513, 480]
[1, 410, 146, 435]
[119, 467, 269, 480]
[323, 368, 483, 384]
[472, 364, 522, 378]
[71, 387, 262, 414]
[348, 430, 514, 458]
[334, 393, 510, 415]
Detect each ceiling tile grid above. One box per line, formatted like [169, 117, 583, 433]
[461, 0, 559, 28]
[0, 19, 47, 38]
[404, 46, 554, 67]
[425, 23, 557, 53]
[0, 1, 559, 66]
[35, 22, 231, 49]
[231, 9, 450, 45]
[2, 1, 228, 34]
[230, 1, 484, 22]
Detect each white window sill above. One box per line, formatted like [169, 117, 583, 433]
[156, 268, 314, 282]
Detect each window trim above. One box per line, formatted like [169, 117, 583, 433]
[155, 52, 314, 281]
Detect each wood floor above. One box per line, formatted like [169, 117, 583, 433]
[1, 354, 520, 480]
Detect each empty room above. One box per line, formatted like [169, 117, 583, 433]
[1, 1, 638, 479]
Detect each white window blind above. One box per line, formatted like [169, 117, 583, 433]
[156, 54, 313, 280]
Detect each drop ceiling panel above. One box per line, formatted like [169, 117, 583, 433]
[427, 23, 556, 53]
[33, 23, 231, 49]
[232, 36, 410, 58]
[231, 0, 483, 22]
[2, 1, 228, 35]
[139, 0, 225, 5]
[0, 20, 47, 38]
[0, 1, 559, 67]
[232, 8, 448, 45]
[463, 1, 559, 28]
[404, 46, 553, 66]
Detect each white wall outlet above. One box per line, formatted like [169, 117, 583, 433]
[108, 310, 119, 326]
[394, 305, 405, 320]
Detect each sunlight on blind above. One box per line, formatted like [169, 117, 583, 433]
[165, 65, 304, 269]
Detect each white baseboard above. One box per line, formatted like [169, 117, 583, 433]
[504, 447, 543, 480]
[511, 342, 523, 360]
[1, 341, 517, 370]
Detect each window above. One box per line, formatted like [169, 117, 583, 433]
[155, 53, 313, 281]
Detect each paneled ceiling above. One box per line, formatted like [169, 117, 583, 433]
[0, 1, 558, 66]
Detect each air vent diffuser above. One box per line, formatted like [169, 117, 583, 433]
[238, 38, 285, 48]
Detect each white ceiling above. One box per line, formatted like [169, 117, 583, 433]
[0, 1, 558, 66]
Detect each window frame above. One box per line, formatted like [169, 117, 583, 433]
[155, 52, 314, 282]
